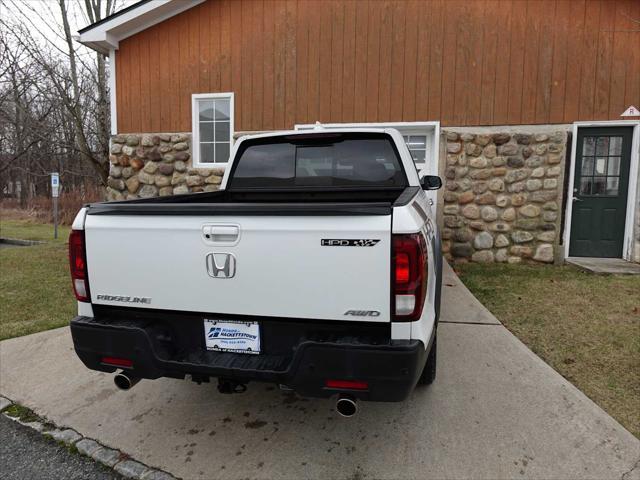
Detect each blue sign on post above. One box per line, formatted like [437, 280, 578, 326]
[51, 172, 60, 197]
[51, 173, 59, 239]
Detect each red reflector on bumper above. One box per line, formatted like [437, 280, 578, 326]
[101, 356, 133, 368]
[325, 379, 369, 390]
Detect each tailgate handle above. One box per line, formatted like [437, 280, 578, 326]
[203, 225, 240, 243]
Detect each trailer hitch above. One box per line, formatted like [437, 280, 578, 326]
[217, 377, 247, 394]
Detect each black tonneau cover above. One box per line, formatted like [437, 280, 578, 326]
[85, 186, 420, 216]
[86, 202, 393, 216]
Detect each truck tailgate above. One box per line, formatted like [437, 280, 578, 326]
[84, 213, 391, 322]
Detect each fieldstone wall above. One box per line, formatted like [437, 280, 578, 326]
[106, 133, 223, 201]
[441, 129, 568, 264]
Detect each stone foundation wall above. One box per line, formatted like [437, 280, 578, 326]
[440, 129, 568, 264]
[106, 133, 223, 201]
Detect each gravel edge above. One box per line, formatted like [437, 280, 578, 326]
[0, 395, 177, 480]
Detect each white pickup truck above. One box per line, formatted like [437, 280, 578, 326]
[69, 128, 443, 416]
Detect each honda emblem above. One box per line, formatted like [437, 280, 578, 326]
[206, 253, 236, 279]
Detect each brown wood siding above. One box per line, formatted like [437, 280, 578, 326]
[115, 0, 640, 133]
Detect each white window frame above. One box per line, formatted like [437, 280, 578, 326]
[399, 129, 434, 172]
[563, 120, 640, 262]
[191, 92, 235, 168]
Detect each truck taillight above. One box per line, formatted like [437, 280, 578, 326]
[392, 233, 427, 321]
[69, 229, 90, 302]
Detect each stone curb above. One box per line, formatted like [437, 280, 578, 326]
[0, 395, 178, 480]
[0, 395, 12, 411]
[115, 460, 151, 479]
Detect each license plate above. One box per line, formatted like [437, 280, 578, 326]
[203, 319, 260, 354]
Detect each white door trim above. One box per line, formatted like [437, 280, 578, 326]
[563, 120, 640, 261]
[109, 49, 117, 135]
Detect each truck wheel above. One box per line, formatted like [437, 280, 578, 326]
[418, 336, 437, 385]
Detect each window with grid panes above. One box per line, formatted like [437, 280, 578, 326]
[192, 94, 233, 166]
[402, 135, 427, 165]
[579, 136, 623, 196]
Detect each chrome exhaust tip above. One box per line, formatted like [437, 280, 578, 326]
[114, 371, 140, 391]
[336, 394, 358, 417]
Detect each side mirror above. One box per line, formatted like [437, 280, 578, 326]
[421, 175, 442, 190]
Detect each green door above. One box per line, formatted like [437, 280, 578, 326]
[569, 127, 633, 258]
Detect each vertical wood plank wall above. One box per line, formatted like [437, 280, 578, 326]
[115, 0, 640, 133]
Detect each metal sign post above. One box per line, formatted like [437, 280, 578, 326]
[51, 173, 60, 239]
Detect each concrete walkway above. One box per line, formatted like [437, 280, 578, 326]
[1, 263, 638, 480]
[566, 257, 640, 275]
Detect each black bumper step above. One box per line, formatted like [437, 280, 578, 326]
[70, 313, 428, 401]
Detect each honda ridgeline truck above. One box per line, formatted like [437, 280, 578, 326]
[69, 128, 443, 416]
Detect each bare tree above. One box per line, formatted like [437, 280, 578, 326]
[0, 0, 119, 197]
[56, 0, 114, 182]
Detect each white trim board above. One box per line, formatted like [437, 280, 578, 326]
[563, 120, 640, 262]
[108, 50, 117, 135]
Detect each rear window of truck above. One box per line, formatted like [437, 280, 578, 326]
[229, 132, 407, 189]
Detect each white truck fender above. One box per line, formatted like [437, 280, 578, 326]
[72, 207, 88, 231]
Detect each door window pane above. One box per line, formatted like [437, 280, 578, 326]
[595, 157, 607, 175]
[592, 177, 606, 195]
[609, 137, 622, 155]
[607, 157, 621, 176]
[578, 133, 625, 197]
[581, 157, 594, 175]
[580, 177, 592, 195]
[583, 137, 596, 156]
[596, 137, 609, 155]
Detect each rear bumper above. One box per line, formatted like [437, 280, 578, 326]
[70, 315, 428, 402]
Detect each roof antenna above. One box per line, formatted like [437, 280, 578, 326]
[313, 121, 324, 130]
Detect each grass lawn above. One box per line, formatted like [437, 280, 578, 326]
[0, 219, 75, 341]
[1, 217, 70, 242]
[457, 262, 640, 438]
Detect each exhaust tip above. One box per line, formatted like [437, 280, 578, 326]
[336, 395, 358, 417]
[114, 372, 139, 391]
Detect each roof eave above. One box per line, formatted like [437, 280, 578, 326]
[77, 0, 204, 53]
[80, 41, 111, 56]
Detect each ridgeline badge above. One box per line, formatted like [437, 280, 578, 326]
[96, 294, 151, 304]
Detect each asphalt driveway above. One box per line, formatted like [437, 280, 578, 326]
[1, 263, 638, 479]
[0, 414, 122, 480]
